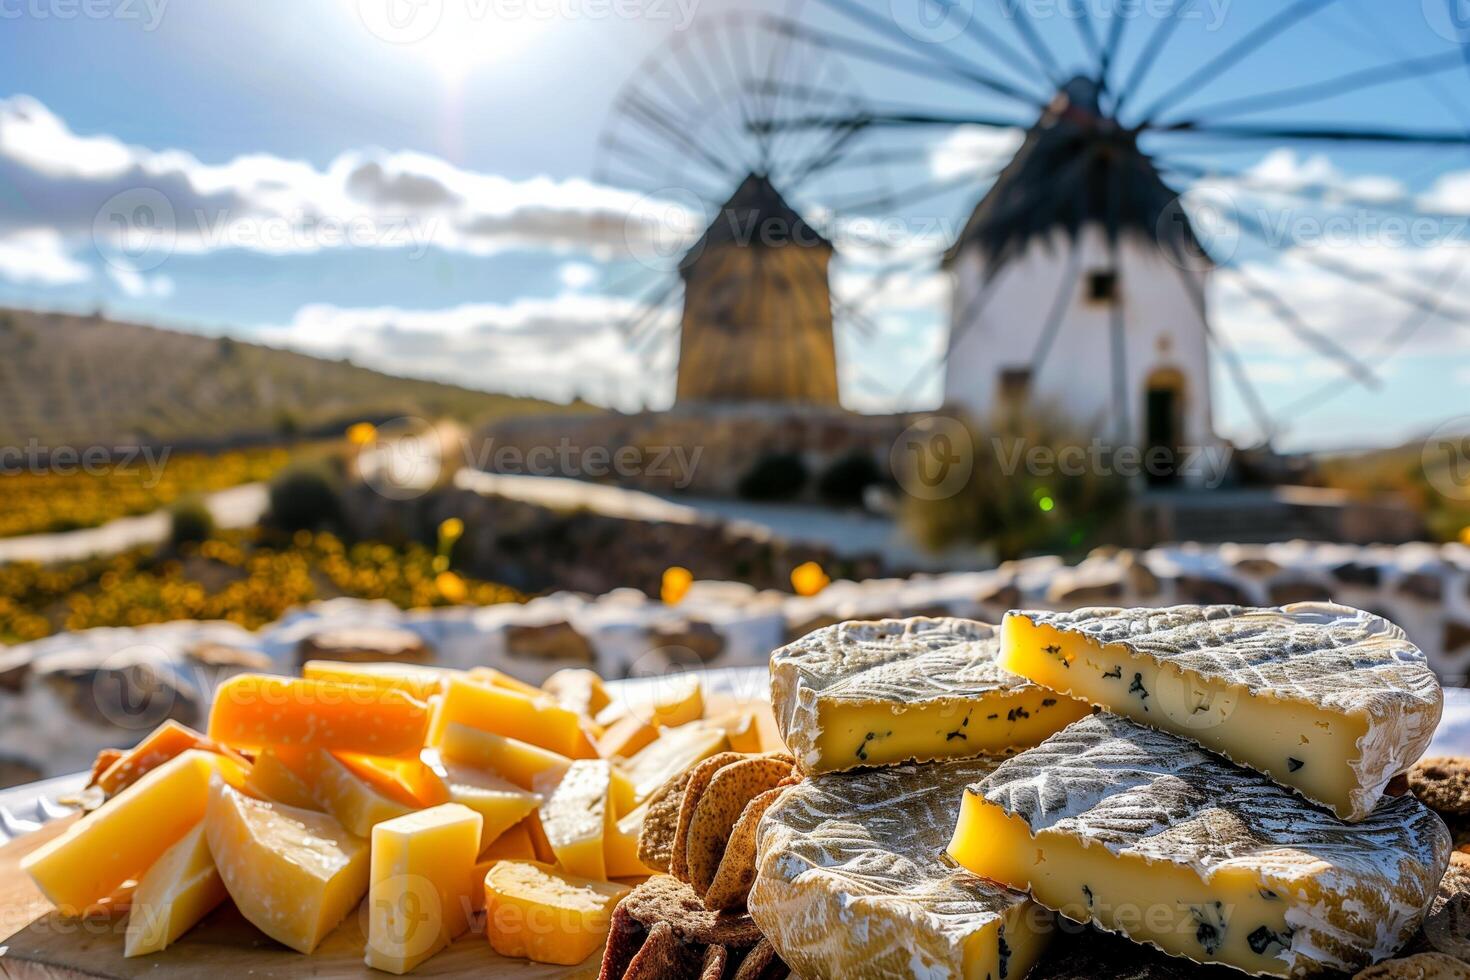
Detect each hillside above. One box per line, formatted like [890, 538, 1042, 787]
[0, 308, 588, 447]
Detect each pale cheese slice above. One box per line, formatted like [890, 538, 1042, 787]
[1000, 602, 1443, 821]
[534, 759, 614, 880]
[949, 713, 1452, 978]
[123, 821, 226, 957]
[770, 617, 1091, 774]
[750, 756, 1050, 979]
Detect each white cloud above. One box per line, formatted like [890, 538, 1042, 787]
[557, 261, 598, 291]
[928, 125, 1024, 180]
[261, 293, 678, 410]
[0, 95, 689, 270]
[106, 265, 174, 298]
[0, 229, 91, 286]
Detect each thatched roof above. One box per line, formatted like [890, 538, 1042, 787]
[680, 173, 832, 276]
[944, 77, 1206, 272]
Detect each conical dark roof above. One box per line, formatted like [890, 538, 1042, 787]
[944, 77, 1207, 272]
[680, 173, 832, 276]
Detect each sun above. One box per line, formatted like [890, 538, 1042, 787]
[351, 0, 549, 81]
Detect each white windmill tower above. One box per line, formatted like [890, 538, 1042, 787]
[942, 78, 1218, 483]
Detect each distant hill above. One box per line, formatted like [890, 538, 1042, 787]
[0, 308, 589, 448]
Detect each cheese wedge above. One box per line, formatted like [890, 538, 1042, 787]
[606, 805, 655, 878]
[23, 749, 247, 913]
[483, 860, 629, 966]
[621, 724, 730, 804]
[124, 821, 226, 956]
[209, 674, 431, 756]
[206, 780, 369, 954]
[541, 668, 611, 718]
[336, 752, 450, 808]
[96, 721, 243, 796]
[441, 763, 542, 853]
[948, 714, 1451, 977]
[595, 714, 659, 760]
[771, 617, 1091, 774]
[469, 666, 544, 699]
[426, 676, 592, 758]
[751, 757, 1050, 979]
[535, 760, 615, 880]
[244, 748, 322, 810]
[302, 661, 450, 702]
[438, 722, 573, 792]
[999, 603, 1443, 821]
[482, 821, 538, 864]
[365, 803, 483, 974]
[292, 747, 417, 837]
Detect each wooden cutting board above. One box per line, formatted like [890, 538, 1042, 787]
[0, 689, 780, 978]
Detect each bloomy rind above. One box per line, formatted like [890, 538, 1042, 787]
[971, 713, 1452, 978]
[769, 617, 1038, 772]
[1011, 602, 1443, 820]
[750, 757, 1041, 978]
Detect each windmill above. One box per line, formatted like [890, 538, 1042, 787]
[749, 0, 1470, 468]
[593, 13, 906, 408]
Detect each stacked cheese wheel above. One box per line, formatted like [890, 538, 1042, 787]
[752, 605, 1455, 979]
[21, 660, 780, 973]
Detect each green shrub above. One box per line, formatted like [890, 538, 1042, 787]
[168, 497, 215, 546]
[817, 450, 887, 507]
[737, 452, 809, 502]
[265, 465, 343, 533]
[899, 412, 1129, 561]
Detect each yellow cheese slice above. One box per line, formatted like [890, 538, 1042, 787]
[534, 760, 614, 880]
[365, 803, 483, 975]
[621, 724, 730, 803]
[205, 779, 369, 954]
[124, 821, 226, 957]
[301, 660, 451, 702]
[483, 860, 629, 966]
[999, 604, 1444, 821]
[605, 804, 654, 878]
[292, 747, 417, 837]
[948, 714, 1452, 977]
[437, 722, 572, 791]
[771, 618, 1091, 774]
[244, 748, 321, 811]
[427, 676, 593, 758]
[468, 666, 544, 699]
[541, 668, 611, 718]
[22, 749, 247, 913]
[441, 762, 542, 853]
[594, 714, 660, 760]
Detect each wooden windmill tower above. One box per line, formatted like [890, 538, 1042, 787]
[675, 173, 839, 405]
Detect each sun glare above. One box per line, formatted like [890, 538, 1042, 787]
[350, 0, 548, 81]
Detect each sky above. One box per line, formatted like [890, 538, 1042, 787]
[2, 0, 1470, 451]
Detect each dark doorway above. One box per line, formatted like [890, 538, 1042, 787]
[1144, 372, 1183, 486]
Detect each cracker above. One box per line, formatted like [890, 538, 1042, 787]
[704, 786, 786, 912]
[670, 752, 745, 881]
[1353, 953, 1470, 980]
[685, 758, 794, 896]
[1408, 758, 1470, 817]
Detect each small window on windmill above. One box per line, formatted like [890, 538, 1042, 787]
[998, 368, 1032, 408]
[1086, 269, 1120, 305]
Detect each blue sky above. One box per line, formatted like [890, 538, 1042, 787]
[2, 0, 1469, 449]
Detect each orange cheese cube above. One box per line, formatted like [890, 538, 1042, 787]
[124, 821, 226, 957]
[484, 861, 629, 966]
[427, 676, 593, 758]
[335, 752, 449, 808]
[365, 803, 483, 974]
[534, 760, 615, 880]
[438, 722, 572, 792]
[441, 763, 542, 853]
[481, 821, 538, 865]
[291, 747, 417, 837]
[206, 780, 368, 954]
[22, 750, 247, 913]
[301, 660, 451, 702]
[243, 748, 321, 811]
[208, 674, 430, 756]
[708, 708, 764, 754]
[96, 721, 245, 796]
[595, 714, 659, 761]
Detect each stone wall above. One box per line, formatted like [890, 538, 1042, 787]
[2, 539, 1467, 786]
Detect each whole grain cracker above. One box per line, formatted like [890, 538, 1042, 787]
[670, 752, 746, 881]
[1353, 953, 1470, 980]
[703, 785, 787, 911]
[1410, 758, 1470, 817]
[685, 757, 794, 896]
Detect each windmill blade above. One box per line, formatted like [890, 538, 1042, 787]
[1153, 120, 1470, 146]
[1161, 51, 1469, 126]
[1098, 0, 1130, 95]
[621, 92, 743, 179]
[822, 165, 998, 215]
[1072, 0, 1104, 66]
[997, 0, 1064, 84]
[617, 277, 684, 345]
[943, 3, 1058, 89]
[1222, 267, 1381, 389]
[1114, 0, 1198, 116]
[806, 0, 1048, 105]
[1029, 242, 1085, 375]
[1135, 0, 1343, 125]
[757, 110, 1029, 134]
[1103, 159, 1130, 444]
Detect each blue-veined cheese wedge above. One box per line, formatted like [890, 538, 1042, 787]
[770, 618, 1091, 774]
[949, 713, 1451, 978]
[750, 756, 1052, 979]
[999, 602, 1442, 821]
